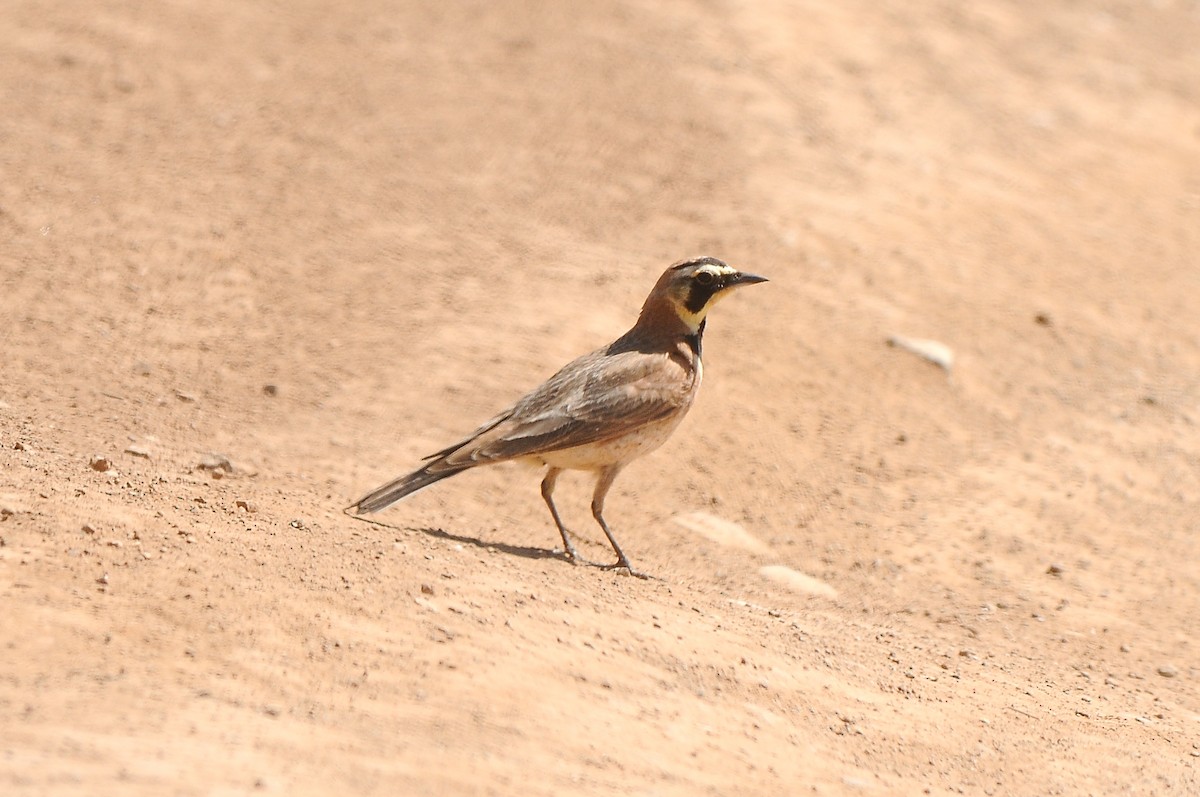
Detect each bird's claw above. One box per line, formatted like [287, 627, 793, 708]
[598, 560, 651, 580]
[563, 550, 602, 567]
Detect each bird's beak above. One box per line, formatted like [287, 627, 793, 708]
[728, 271, 768, 287]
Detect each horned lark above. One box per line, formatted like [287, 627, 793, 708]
[348, 256, 767, 577]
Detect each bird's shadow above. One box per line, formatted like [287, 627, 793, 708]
[416, 526, 566, 561]
[346, 510, 564, 561]
[344, 510, 655, 578]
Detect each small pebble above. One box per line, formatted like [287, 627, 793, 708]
[124, 443, 151, 458]
[89, 456, 112, 472]
[196, 453, 233, 478]
[886, 334, 954, 372]
[1157, 664, 1178, 678]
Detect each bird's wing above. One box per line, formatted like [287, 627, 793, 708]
[421, 410, 512, 462]
[435, 347, 695, 468]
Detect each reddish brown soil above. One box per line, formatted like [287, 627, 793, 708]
[3, 1, 1199, 794]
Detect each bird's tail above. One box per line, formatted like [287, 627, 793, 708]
[347, 461, 470, 514]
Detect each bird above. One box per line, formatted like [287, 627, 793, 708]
[347, 256, 767, 577]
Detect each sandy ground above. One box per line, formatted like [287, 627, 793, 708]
[3, 1, 1199, 794]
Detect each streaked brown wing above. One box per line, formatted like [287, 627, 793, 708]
[421, 410, 511, 462]
[438, 347, 693, 468]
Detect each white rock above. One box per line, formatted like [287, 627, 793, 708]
[887, 334, 954, 372]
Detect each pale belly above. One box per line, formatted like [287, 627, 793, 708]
[531, 410, 691, 471]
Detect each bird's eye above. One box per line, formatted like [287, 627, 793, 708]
[695, 270, 715, 286]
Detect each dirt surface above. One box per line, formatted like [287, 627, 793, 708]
[3, 1, 1199, 794]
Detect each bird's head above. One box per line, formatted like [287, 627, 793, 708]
[641, 256, 768, 334]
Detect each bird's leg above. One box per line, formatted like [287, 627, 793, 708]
[540, 468, 583, 563]
[590, 466, 649, 579]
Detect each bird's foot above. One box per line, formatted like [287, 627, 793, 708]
[560, 545, 603, 568]
[597, 560, 652, 580]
